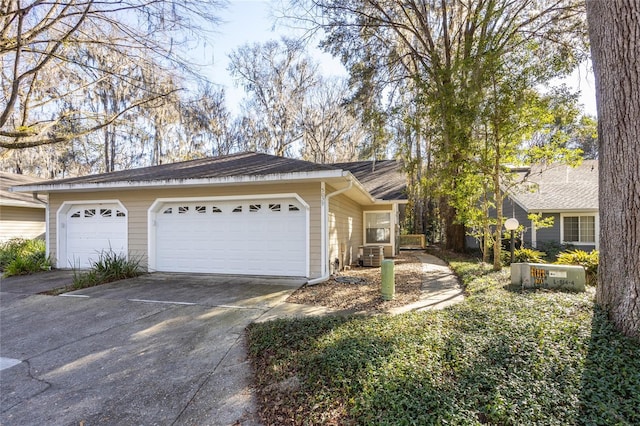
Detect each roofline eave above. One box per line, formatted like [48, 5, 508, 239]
[11, 170, 348, 193]
[525, 208, 599, 214]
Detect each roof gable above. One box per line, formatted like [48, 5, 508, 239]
[334, 160, 407, 201]
[509, 161, 598, 211]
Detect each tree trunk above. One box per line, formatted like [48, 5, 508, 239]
[442, 200, 466, 252]
[587, 0, 640, 339]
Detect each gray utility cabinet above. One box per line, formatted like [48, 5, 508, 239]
[362, 246, 384, 267]
[511, 263, 586, 292]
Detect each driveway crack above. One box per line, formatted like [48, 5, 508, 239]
[171, 332, 244, 425]
[1, 359, 52, 414]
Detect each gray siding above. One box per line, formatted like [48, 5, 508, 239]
[503, 198, 530, 245]
[466, 196, 530, 249]
[534, 213, 561, 248]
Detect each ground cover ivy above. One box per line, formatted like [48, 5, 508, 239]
[246, 254, 640, 425]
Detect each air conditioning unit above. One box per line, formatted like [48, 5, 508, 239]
[362, 246, 384, 267]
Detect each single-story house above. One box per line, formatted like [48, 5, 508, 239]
[0, 172, 47, 242]
[12, 152, 407, 281]
[467, 160, 599, 251]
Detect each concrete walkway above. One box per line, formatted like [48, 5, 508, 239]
[387, 253, 465, 315]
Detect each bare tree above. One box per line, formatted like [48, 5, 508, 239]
[300, 77, 361, 163]
[0, 0, 224, 149]
[228, 38, 319, 156]
[586, 0, 640, 338]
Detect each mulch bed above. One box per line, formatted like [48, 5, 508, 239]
[286, 252, 424, 313]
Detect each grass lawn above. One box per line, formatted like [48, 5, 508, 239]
[246, 252, 640, 425]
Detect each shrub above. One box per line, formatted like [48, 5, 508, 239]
[555, 249, 599, 286]
[71, 250, 143, 290]
[501, 247, 546, 265]
[538, 241, 575, 262]
[1, 238, 51, 276]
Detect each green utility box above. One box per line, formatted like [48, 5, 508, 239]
[381, 259, 395, 300]
[511, 263, 586, 292]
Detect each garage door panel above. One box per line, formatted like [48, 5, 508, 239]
[64, 203, 127, 269]
[154, 198, 306, 276]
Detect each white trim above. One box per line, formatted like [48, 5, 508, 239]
[308, 179, 354, 285]
[320, 182, 327, 279]
[56, 200, 128, 269]
[559, 212, 599, 248]
[363, 210, 395, 248]
[531, 214, 537, 248]
[14, 170, 346, 193]
[147, 193, 310, 277]
[45, 203, 50, 260]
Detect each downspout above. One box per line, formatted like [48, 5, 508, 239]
[307, 177, 353, 285]
[32, 192, 49, 259]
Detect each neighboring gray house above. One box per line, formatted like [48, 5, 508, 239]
[468, 161, 599, 251]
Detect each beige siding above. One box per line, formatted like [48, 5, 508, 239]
[328, 193, 363, 270]
[48, 183, 323, 277]
[0, 206, 46, 241]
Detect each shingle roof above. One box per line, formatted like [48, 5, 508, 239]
[334, 160, 407, 201]
[0, 172, 46, 208]
[28, 152, 339, 186]
[510, 161, 598, 211]
[12, 152, 408, 202]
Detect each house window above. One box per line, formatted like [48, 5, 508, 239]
[563, 215, 595, 243]
[365, 212, 391, 244]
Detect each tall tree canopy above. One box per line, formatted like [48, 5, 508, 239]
[294, 0, 587, 251]
[586, 0, 640, 339]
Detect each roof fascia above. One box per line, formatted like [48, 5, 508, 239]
[0, 200, 46, 209]
[530, 208, 599, 214]
[345, 172, 376, 204]
[11, 169, 346, 193]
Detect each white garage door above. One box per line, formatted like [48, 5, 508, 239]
[154, 198, 307, 276]
[65, 204, 127, 268]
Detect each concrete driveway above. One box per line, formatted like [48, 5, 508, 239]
[0, 272, 305, 425]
